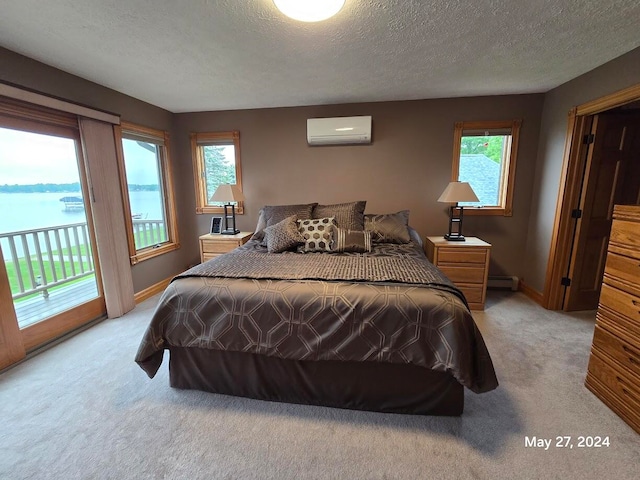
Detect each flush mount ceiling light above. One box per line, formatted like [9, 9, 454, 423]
[273, 0, 345, 22]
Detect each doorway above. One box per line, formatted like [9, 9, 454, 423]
[0, 104, 106, 368]
[544, 84, 640, 311]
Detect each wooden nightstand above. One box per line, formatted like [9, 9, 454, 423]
[199, 232, 253, 263]
[425, 236, 491, 310]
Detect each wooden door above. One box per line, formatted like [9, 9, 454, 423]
[0, 247, 26, 369]
[564, 113, 636, 311]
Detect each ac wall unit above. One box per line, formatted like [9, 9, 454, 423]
[307, 116, 372, 145]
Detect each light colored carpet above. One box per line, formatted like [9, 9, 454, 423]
[1, 291, 638, 480]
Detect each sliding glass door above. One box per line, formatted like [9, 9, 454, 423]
[0, 116, 105, 356]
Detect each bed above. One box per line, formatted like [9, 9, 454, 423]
[135, 202, 498, 416]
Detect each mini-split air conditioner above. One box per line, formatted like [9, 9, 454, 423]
[307, 116, 372, 145]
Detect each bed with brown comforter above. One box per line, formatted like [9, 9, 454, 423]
[135, 238, 497, 415]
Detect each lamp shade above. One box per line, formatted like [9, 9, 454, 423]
[437, 182, 479, 203]
[209, 184, 245, 203]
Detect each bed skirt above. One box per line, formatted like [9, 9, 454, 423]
[168, 347, 464, 416]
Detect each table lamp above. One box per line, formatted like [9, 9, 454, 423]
[209, 184, 245, 235]
[437, 181, 479, 241]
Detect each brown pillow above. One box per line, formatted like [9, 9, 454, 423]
[263, 203, 317, 227]
[333, 227, 372, 253]
[364, 210, 411, 243]
[313, 201, 366, 230]
[263, 215, 304, 253]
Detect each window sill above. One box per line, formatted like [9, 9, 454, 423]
[196, 205, 244, 215]
[462, 207, 512, 217]
[130, 242, 180, 265]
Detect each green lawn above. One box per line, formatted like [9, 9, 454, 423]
[5, 255, 93, 301]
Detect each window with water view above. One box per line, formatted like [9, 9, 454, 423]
[116, 123, 179, 264]
[0, 125, 99, 328]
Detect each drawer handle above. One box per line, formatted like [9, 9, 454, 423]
[621, 388, 633, 399]
[615, 376, 629, 387]
[622, 345, 640, 364]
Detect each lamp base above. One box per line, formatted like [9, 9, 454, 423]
[221, 229, 240, 235]
[444, 234, 466, 242]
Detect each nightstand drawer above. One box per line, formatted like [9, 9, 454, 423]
[438, 248, 487, 265]
[199, 232, 253, 264]
[439, 265, 485, 284]
[457, 283, 484, 304]
[201, 240, 240, 254]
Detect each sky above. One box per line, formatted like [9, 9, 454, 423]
[0, 127, 158, 185]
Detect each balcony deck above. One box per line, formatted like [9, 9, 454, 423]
[14, 276, 99, 329]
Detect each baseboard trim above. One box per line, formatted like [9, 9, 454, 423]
[134, 276, 173, 304]
[518, 279, 544, 306]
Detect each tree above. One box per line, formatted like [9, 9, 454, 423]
[204, 146, 237, 200]
[460, 136, 506, 164]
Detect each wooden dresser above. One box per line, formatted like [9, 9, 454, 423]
[425, 236, 491, 310]
[199, 232, 252, 263]
[585, 205, 640, 434]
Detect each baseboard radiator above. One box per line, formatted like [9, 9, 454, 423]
[487, 275, 519, 291]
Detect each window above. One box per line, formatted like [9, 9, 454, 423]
[451, 120, 521, 216]
[190, 131, 243, 214]
[115, 122, 179, 264]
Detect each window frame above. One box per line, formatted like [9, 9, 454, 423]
[190, 131, 243, 215]
[114, 121, 180, 265]
[451, 120, 522, 216]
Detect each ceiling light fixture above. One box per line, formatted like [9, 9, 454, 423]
[273, 0, 345, 22]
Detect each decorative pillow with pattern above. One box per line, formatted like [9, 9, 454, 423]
[313, 201, 366, 230]
[364, 210, 411, 243]
[333, 227, 372, 253]
[263, 215, 304, 253]
[258, 203, 317, 245]
[297, 217, 335, 253]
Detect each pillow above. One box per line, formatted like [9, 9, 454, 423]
[333, 227, 372, 253]
[297, 217, 335, 253]
[364, 210, 411, 243]
[263, 215, 304, 253]
[312, 201, 366, 230]
[263, 203, 317, 228]
[251, 208, 267, 241]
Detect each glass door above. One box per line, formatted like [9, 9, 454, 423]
[0, 120, 105, 353]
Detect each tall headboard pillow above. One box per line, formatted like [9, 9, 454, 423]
[312, 201, 366, 230]
[253, 203, 317, 243]
[364, 210, 411, 243]
[263, 203, 317, 227]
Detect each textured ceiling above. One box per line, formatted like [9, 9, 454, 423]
[0, 0, 639, 113]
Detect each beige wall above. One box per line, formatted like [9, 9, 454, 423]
[523, 47, 640, 293]
[0, 47, 182, 292]
[174, 95, 544, 277]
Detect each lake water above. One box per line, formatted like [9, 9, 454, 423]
[0, 191, 164, 234]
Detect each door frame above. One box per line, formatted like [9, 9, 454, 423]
[543, 83, 640, 310]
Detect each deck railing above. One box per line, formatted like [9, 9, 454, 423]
[1, 219, 166, 301]
[0, 223, 95, 300]
[132, 219, 167, 250]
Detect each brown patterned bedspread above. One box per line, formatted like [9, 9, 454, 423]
[135, 240, 498, 393]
